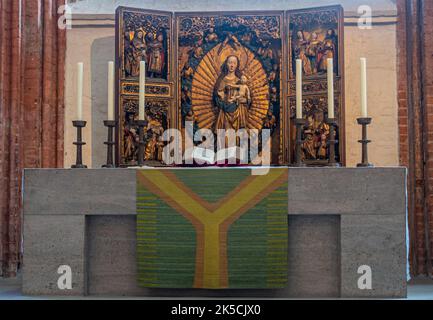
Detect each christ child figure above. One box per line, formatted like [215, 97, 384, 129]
[231, 75, 251, 108]
[226, 75, 252, 130]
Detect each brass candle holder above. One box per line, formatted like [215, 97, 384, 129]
[294, 118, 307, 167]
[357, 117, 373, 168]
[136, 120, 147, 167]
[102, 120, 116, 168]
[72, 120, 87, 169]
[325, 118, 340, 167]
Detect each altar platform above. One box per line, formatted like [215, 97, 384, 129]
[21, 167, 407, 298]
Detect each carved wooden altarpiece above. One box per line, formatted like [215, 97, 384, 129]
[115, 5, 344, 166]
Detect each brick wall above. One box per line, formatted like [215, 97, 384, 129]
[398, 0, 433, 277]
[0, 0, 66, 277]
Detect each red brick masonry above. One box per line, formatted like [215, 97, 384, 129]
[0, 0, 66, 277]
[397, 0, 433, 276]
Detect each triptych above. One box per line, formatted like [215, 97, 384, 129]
[115, 6, 344, 167]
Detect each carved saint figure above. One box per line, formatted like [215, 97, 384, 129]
[123, 113, 139, 162]
[182, 62, 194, 79]
[313, 111, 330, 159]
[144, 132, 158, 161]
[306, 32, 320, 74]
[301, 110, 330, 160]
[125, 47, 135, 78]
[147, 33, 165, 78]
[125, 30, 147, 77]
[318, 29, 337, 72]
[268, 64, 279, 83]
[263, 109, 277, 131]
[144, 115, 165, 161]
[302, 116, 317, 160]
[205, 27, 219, 43]
[293, 30, 312, 75]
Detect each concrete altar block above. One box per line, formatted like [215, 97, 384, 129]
[22, 168, 407, 298]
[340, 215, 407, 298]
[22, 215, 86, 295]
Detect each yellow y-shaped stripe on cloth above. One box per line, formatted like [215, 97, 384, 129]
[138, 169, 287, 288]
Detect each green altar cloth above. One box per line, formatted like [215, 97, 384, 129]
[136, 168, 288, 289]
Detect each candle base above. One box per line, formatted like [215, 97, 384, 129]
[71, 164, 88, 169]
[356, 163, 374, 168]
[325, 118, 341, 167]
[136, 120, 148, 167]
[293, 118, 307, 167]
[102, 120, 116, 169]
[72, 120, 87, 169]
[357, 117, 373, 168]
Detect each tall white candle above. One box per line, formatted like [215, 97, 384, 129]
[76, 62, 84, 121]
[296, 59, 303, 119]
[327, 58, 335, 119]
[139, 61, 146, 121]
[360, 58, 368, 118]
[107, 61, 115, 121]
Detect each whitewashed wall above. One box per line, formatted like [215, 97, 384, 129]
[64, 0, 399, 168]
[67, 0, 396, 14]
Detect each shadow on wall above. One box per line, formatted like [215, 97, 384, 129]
[91, 36, 116, 168]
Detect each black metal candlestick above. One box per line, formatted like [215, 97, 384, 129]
[136, 120, 147, 167]
[72, 120, 87, 169]
[357, 117, 373, 167]
[102, 120, 116, 168]
[294, 118, 307, 167]
[325, 118, 340, 167]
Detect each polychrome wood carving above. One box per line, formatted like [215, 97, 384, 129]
[116, 7, 174, 167]
[287, 6, 344, 165]
[115, 6, 344, 166]
[176, 12, 284, 164]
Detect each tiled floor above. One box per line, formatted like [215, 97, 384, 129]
[1, 275, 432, 300]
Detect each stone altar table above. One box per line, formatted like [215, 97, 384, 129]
[21, 168, 407, 298]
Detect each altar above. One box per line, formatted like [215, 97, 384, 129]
[22, 167, 407, 298]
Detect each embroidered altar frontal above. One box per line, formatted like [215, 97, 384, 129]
[136, 168, 288, 289]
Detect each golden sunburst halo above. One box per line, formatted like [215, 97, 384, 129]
[191, 44, 270, 131]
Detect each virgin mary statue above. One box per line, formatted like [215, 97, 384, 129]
[213, 55, 251, 131]
[190, 46, 269, 134]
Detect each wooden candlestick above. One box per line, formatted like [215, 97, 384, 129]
[357, 117, 373, 168]
[325, 118, 340, 167]
[294, 118, 307, 167]
[72, 120, 87, 169]
[102, 120, 116, 168]
[136, 120, 147, 167]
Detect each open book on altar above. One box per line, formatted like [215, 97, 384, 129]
[184, 147, 248, 165]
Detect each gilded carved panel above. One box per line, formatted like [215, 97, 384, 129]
[287, 6, 344, 165]
[176, 12, 285, 165]
[120, 96, 170, 166]
[119, 9, 171, 81]
[116, 7, 174, 166]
